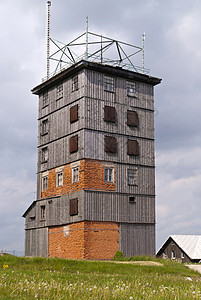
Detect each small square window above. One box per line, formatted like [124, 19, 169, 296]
[127, 111, 139, 127]
[127, 140, 139, 156]
[72, 75, 78, 91]
[104, 136, 117, 153]
[127, 169, 138, 185]
[70, 198, 78, 216]
[40, 205, 46, 220]
[56, 84, 63, 99]
[72, 167, 79, 183]
[104, 106, 116, 123]
[43, 92, 49, 107]
[42, 147, 48, 163]
[42, 119, 49, 135]
[129, 196, 136, 204]
[104, 76, 114, 92]
[57, 172, 63, 187]
[104, 167, 114, 182]
[127, 82, 135, 97]
[42, 176, 48, 191]
[69, 135, 78, 153]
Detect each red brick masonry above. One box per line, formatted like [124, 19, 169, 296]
[49, 221, 119, 260]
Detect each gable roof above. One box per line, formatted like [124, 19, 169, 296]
[157, 235, 201, 260]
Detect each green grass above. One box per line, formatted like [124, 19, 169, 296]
[0, 255, 201, 299]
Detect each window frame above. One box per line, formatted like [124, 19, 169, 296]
[41, 119, 49, 135]
[72, 167, 79, 183]
[171, 250, 176, 259]
[56, 172, 63, 187]
[40, 205, 46, 220]
[56, 83, 63, 100]
[104, 167, 114, 183]
[104, 76, 114, 92]
[41, 147, 48, 163]
[127, 81, 136, 97]
[72, 75, 78, 92]
[129, 196, 136, 204]
[43, 91, 49, 107]
[127, 168, 138, 186]
[42, 176, 48, 191]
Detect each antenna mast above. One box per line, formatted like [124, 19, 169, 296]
[47, 1, 51, 79]
[142, 32, 145, 74]
[85, 16, 88, 60]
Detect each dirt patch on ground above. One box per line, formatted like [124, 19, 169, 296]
[186, 265, 201, 274]
[110, 261, 163, 266]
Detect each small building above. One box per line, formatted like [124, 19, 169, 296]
[157, 235, 201, 263]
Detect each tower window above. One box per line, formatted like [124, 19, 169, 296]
[104, 167, 114, 182]
[127, 169, 138, 185]
[42, 119, 49, 135]
[43, 92, 49, 107]
[104, 136, 117, 153]
[104, 76, 114, 92]
[72, 167, 79, 183]
[72, 75, 78, 91]
[69, 135, 78, 153]
[104, 106, 116, 123]
[127, 140, 139, 156]
[129, 196, 136, 204]
[40, 205, 46, 220]
[42, 176, 48, 191]
[69, 198, 78, 216]
[70, 104, 78, 123]
[41, 147, 48, 163]
[127, 82, 135, 97]
[56, 84, 63, 99]
[127, 110, 139, 127]
[56, 172, 63, 187]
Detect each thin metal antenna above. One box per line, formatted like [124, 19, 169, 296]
[101, 35, 103, 64]
[142, 32, 145, 74]
[85, 16, 88, 60]
[47, 1, 51, 78]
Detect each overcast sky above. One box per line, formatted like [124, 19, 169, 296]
[1, 0, 201, 254]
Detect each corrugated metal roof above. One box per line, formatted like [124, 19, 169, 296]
[171, 235, 201, 259]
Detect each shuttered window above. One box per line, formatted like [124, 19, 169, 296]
[104, 106, 116, 123]
[127, 110, 139, 127]
[104, 136, 117, 153]
[69, 198, 78, 216]
[70, 104, 78, 123]
[42, 119, 49, 135]
[70, 135, 78, 153]
[127, 139, 139, 156]
[43, 92, 49, 107]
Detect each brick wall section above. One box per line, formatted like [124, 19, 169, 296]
[49, 222, 85, 259]
[48, 221, 119, 260]
[41, 159, 116, 199]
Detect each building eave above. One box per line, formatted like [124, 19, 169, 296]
[32, 60, 162, 95]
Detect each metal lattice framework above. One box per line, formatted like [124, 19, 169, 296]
[44, 30, 149, 81]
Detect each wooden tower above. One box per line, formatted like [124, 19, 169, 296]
[23, 36, 161, 259]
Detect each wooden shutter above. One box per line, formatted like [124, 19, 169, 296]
[69, 135, 78, 153]
[127, 111, 139, 127]
[104, 136, 117, 153]
[69, 198, 78, 216]
[127, 139, 139, 156]
[70, 104, 78, 123]
[104, 106, 116, 123]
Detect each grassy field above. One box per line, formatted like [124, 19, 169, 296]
[0, 255, 201, 299]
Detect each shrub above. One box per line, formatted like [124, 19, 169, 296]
[113, 251, 124, 260]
